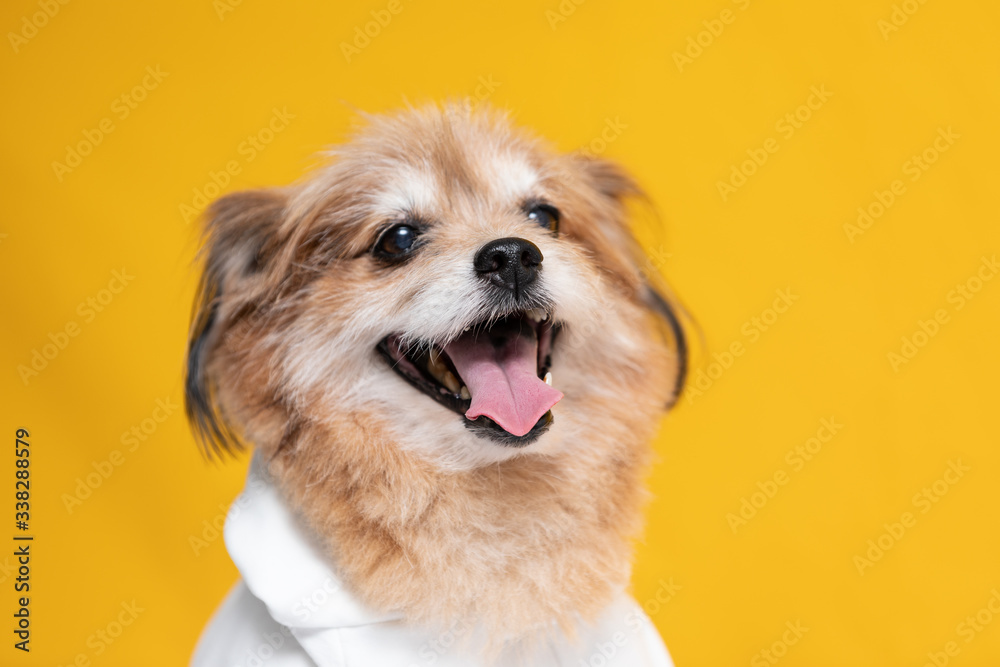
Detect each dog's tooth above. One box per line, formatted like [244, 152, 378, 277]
[442, 371, 460, 394]
[427, 349, 446, 374]
[426, 349, 452, 386]
[463, 326, 471, 332]
[527, 308, 545, 323]
[544, 372, 553, 386]
[460, 386, 471, 400]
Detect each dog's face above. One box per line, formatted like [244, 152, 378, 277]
[187, 105, 684, 470]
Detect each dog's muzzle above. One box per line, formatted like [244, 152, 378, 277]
[375, 236, 564, 446]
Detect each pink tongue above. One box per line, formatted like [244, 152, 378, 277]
[444, 330, 563, 437]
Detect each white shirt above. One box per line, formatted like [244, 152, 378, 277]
[191, 455, 676, 667]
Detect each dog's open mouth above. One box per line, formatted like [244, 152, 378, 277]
[376, 309, 562, 446]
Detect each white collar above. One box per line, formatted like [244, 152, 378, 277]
[224, 454, 402, 631]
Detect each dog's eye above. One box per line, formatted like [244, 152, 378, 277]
[527, 204, 559, 234]
[374, 224, 420, 259]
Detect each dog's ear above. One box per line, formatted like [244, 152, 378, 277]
[572, 155, 643, 201]
[570, 155, 689, 407]
[186, 189, 289, 458]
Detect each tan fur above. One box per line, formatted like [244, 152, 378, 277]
[187, 103, 682, 653]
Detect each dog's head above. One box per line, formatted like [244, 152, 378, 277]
[186, 104, 686, 469]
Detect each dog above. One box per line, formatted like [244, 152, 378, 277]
[187, 103, 687, 666]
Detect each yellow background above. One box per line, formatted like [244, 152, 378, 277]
[2, 0, 998, 664]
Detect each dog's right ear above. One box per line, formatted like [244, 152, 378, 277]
[185, 189, 289, 458]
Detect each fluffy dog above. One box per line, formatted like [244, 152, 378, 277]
[187, 103, 687, 666]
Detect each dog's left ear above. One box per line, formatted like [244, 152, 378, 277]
[186, 188, 290, 458]
[570, 155, 689, 408]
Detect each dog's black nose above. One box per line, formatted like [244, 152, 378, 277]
[474, 237, 543, 300]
